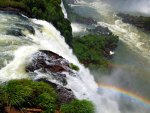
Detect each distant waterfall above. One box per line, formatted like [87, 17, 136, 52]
[68, 0, 150, 113]
[61, 0, 68, 18]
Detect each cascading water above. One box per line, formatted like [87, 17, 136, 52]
[0, 12, 123, 113]
[73, 0, 150, 55]
[61, 0, 68, 18]
[0, 0, 150, 113]
[67, 0, 150, 113]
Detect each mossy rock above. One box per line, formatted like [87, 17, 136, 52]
[69, 63, 80, 71]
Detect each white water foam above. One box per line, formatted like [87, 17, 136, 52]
[61, 0, 68, 18]
[74, 0, 150, 62]
[68, 1, 150, 112]
[71, 23, 86, 33]
[0, 16, 122, 112]
[31, 20, 121, 113]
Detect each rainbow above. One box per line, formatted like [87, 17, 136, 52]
[98, 84, 150, 107]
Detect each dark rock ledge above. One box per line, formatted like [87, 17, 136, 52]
[118, 13, 150, 32]
[37, 78, 75, 104]
[0, 7, 32, 17]
[26, 50, 77, 85]
[25, 50, 77, 104]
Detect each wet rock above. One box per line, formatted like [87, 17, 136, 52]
[15, 24, 35, 34]
[6, 24, 35, 36]
[57, 85, 75, 104]
[26, 50, 69, 73]
[26, 50, 76, 85]
[87, 26, 112, 35]
[118, 13, 150, 32]
[75, 17, 97, 25]
[6, 28, 24, 36]
[103, 48, 112, 59]
[37, 78, 75, 104]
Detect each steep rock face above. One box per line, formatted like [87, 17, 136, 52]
[26, 50, 76, 85]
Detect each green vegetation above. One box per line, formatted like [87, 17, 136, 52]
[70, 63, 80, 71]
[61, 99, 95, 113]
[0, 79, 58, 112]
[0, 79, 95, 113]
[0, 86, 6, 112]
[73, 34, 118, 73]
[0, 0, 72, 46]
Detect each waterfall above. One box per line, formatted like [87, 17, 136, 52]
[72, 0, 150, 62]
[69, 0, 150, 113]
[0, 12, 122, 113]
[30, 19, 123, 113]
[61, 0, 68, 18]
[0, 0, 150, 112]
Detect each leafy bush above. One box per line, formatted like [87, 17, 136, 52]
[0, 79, 96, 113]
[61, 99, 95, 113]
[54, 19, 72, 46]
[73, 34, 118, 73]
[4, 79, 33, 107]
[37, 93, 57, 113]
[0, 79, 58, 112]
[0, 86, 6, 112]
[70, 63, 80, 71]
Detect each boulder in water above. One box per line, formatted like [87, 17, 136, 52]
[26, 50, 71, 73]
[15, 24, 35, 35]
[26, 50, 77, 85]
[6, 29, 24, 37]
[118, 13, 150, 32]
[75, 17, 97, 25]
[87, 26, 112, 35]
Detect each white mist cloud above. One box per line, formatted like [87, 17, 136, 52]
[105, 0, 150, 15]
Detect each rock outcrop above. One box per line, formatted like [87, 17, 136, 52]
[26, 50, 77, 104]
[87, 26, 112, 35]
[26, 50, 77, 85]
[118, 13, 150, 32]
[75, 17, 97, 25]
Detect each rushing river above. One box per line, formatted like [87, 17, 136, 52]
[0, 11, 121, 113]
[68, 0, 150, 113]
